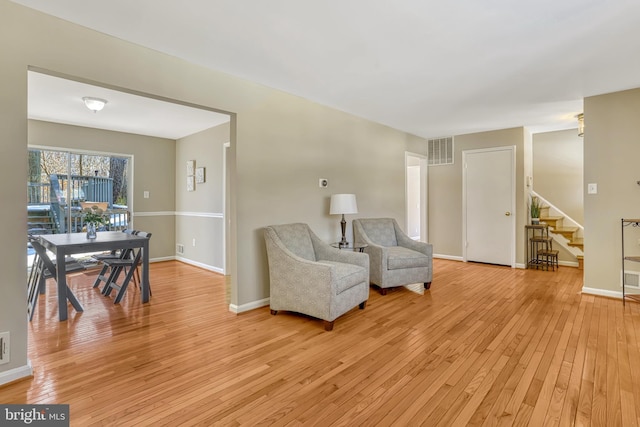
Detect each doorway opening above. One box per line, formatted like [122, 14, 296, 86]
[405, 152, 428, 242]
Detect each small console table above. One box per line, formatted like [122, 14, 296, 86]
[525, 224, 559, 271]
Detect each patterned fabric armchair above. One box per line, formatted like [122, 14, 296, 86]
[353, 218, 432, 295]
[264, 223, 369, 331]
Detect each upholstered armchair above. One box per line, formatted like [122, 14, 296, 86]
[264, 223, 370, 331]
[353, 218, 432, 295]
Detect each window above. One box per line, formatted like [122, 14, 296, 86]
[27, 148, 131, 235]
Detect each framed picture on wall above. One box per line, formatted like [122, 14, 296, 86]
[187, 175, 195, 192]
[186, 160, 195, 176]
[196, 167, 206, 184]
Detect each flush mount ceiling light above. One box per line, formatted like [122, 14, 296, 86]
[82, 96, 108, 113]
[577, 113, 584, 137]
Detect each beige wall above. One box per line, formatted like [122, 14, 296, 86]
[584, 87, 640, 294]
[176, 123, 230, 270]
[0, 1, 427, 378]
[533, 129, 584, 224]
[428, 127, 528, 265]
[28, 120, 176, 260]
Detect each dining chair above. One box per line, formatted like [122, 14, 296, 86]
[92, 229, 138, 291]
[100, 231, 152, 304]
[27, 237, 86, 321]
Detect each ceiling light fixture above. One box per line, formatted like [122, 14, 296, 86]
[577, 113, 584, 137]
[82, 96, 108, 113]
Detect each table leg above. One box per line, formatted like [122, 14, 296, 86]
[141, 241, 150, 303]
[56, 253, 68, 322]
[56, 250, 84, 321]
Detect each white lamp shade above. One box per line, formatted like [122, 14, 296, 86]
[330, 194, 358, 215]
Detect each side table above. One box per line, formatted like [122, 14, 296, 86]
[330, 242, 368, 252]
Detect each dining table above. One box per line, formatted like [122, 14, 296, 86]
[37, 231, 151, 321]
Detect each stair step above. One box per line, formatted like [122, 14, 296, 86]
[568, 238, 584, 250]
[541, 216, 564, 228]
[553, 226, 579, 239]
[577, 255, 584, 270]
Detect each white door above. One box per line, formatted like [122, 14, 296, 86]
[463, 146, 515, 267]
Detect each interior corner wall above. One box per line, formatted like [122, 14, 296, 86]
[28, 120, 177, 260]
[532, 129, 584, 224]
[584, 87, 640, 294]
[428, 127, 527, 265]
[0, 0, 427, 378]
[176, 122, 230, 271]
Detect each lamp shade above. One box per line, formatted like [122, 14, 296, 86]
[330, 194, 358, 215]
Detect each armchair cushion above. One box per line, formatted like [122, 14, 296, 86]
[387, 246, 430, 270]
[269, 223, 316, 261]
[358, 218, 398, 247]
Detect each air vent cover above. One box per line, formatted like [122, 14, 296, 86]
[428, 137, 454, 166]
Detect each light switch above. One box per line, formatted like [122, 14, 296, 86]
[144, 191, 150, 199]
[587, 183, 597, 194]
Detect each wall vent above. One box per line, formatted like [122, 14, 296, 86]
[176, 244, 184, 255]
[428, 137, 454, 166]
[622, 270, 640, 288]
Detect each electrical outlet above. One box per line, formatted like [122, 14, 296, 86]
[0, 331, 10, 365]
[176, 244, 184, 254]
[143, 191, 150, 198]
[319, 179, 328, 188]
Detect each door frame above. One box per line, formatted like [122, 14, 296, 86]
[462, 146, 516, 267]
[405, 151, 428, 242]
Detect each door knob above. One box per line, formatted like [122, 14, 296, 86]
[505, 212, 511, 216]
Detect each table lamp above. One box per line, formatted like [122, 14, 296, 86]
[330, 194, 358, 247]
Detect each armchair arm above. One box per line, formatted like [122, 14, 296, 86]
[394, 223, 433, 257]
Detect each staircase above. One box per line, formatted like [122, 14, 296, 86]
[27, 206, 56, 235]
[535, 192, 584, 269]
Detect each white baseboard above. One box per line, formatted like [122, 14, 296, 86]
[0, 362, 32, 386]
[150, 256, 176, 263]
[175, 256, 223, 274]
[582, 287, 622, 299]
[559, 260, 580, 268]
[433, 254, 464, 262]
[229, 298, 270, 314]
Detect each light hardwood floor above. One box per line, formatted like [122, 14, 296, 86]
[1, 259, 637, 426]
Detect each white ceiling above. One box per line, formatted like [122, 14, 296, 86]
[14, 0, 640, 139]
[28, 71, 230, 140]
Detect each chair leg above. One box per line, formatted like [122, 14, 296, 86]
[93, 264, 110, 288]
[113, 266, 138, 304]
[424, 282, 431, 290]
[359, 301, 367, 309]
[323, 320, 334, 331]
[380, 288, 388, 296]
[270, 309, 278, 315]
